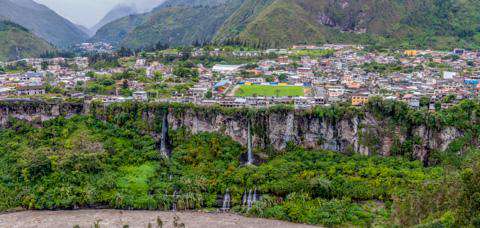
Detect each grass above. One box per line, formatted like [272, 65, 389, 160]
[234, 85, 304, 97]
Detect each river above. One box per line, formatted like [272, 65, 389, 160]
[0, 209, 317, 228]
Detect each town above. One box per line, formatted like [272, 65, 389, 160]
[0, 43, 479, 110]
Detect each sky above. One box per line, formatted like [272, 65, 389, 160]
[34, 0, 165, 28]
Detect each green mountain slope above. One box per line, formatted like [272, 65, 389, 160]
[91, 14, 147, 46]
[0, 21, 55, 61]
[0, 0, 88, 47]
[92, 0, 241, 49]
[213, 0, 275, 41]
[121, 3, 242, 48]
[93, 0, 480, 49]
[91, 4, 138, 34]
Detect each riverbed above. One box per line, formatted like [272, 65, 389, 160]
[0, 209, 317, 228]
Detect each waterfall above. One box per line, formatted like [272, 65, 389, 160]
[282, 112, 295, 149]
[247, 189, 253, 208]
[159, 111, 169, 157]
[221, 189, 231, 212]
[172, 190, 178, 211]
[242, 190, 247, 206]
[244, 188, 258, 209]
[246, 121, 254, 165]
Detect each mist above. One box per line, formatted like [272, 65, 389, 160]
[125, 0, 166, 13]
[34, 0, 166, 28]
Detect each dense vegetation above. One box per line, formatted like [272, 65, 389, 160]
[0, 0, 87, 47]
[0, 99, 479, 226]
[0, 21, 55, 61]
[93, 0, 480, 50]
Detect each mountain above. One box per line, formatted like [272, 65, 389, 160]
[91, 0, 241, 48]
[0, 0, 88, 47]
[0, 21, 55, 61]
[91, 4, 138, 34]
[92, 0, 480, 50]
[76, 24, 94, 38]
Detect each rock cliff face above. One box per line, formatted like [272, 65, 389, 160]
[165, 109, 464, 163]
[0, 100, 84, 125]
[0, 101, 469, 164]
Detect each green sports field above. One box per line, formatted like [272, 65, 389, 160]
[234, 85, 304, 97]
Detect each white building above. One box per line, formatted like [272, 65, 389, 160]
[133, 91, 148, 101]
[212, 65, 243, 74]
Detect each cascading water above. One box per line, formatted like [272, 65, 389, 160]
[221, 189, 231, 212]
[245, 188, 258, 209]
[242, 190, 247, 206]
[159, 111, 169, 157]
[172, 190, 178, 211]
[246, 121, 254, 165]
[247, 189, 253, 208]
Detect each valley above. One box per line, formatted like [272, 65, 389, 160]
[0, 0, 479, 227]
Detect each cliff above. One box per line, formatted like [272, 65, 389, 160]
[0, 99, 475, 165]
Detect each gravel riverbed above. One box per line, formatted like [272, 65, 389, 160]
[0, 209, 317, 228]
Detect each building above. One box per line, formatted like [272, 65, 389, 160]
[16, 86, 45, 96]
[351, 93, 369, 106]
[404, 50, 418, 56]
[443, 71, 457, 80]
[133, 91, 148, 101]
[212, 65, 243, 74]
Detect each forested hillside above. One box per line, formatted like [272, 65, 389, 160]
[0, 21, 55, 61]
[93, 0, 480, 50]
[0, 0, 88, 47]
[90, 4, 138, 34]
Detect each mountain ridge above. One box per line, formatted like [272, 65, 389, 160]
[92, 0, 480, 50]
[0, 0, 88, 47]
[91, 4, 138, 35]
[0, 20, 55, 61]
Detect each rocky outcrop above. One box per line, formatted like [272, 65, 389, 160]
[0, 100, 471, 164]
[0, 100, 83, 125]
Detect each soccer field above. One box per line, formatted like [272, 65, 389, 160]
[234, 85, 305, 97]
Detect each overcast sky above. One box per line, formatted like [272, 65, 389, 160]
[34, 0, 165, 28]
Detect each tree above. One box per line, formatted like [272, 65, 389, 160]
[420, 96, 430, 107]
[458, 161, 480, 225]
[122, 80, 129, 89]
[117, 47, 133, 57]
[278, 74, 288, 82]
[154, 71, 163, 81]
[41, 61, 49, 70]
[205, 90, 212, 99]
[173, 66, 198, 78]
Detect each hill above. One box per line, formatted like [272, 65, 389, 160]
[91, 0, 241, 48]
[92, 0, 480, 50]
[76, 24, 94, 38]
[0, 0, 88, 47]
[91, 0, 240, 48]
[91, 4, 138, 34]
[0, 21, 55, 61]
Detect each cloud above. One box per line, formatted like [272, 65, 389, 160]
[125, 0, 166, 12]
[34, 0, 165, 27]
